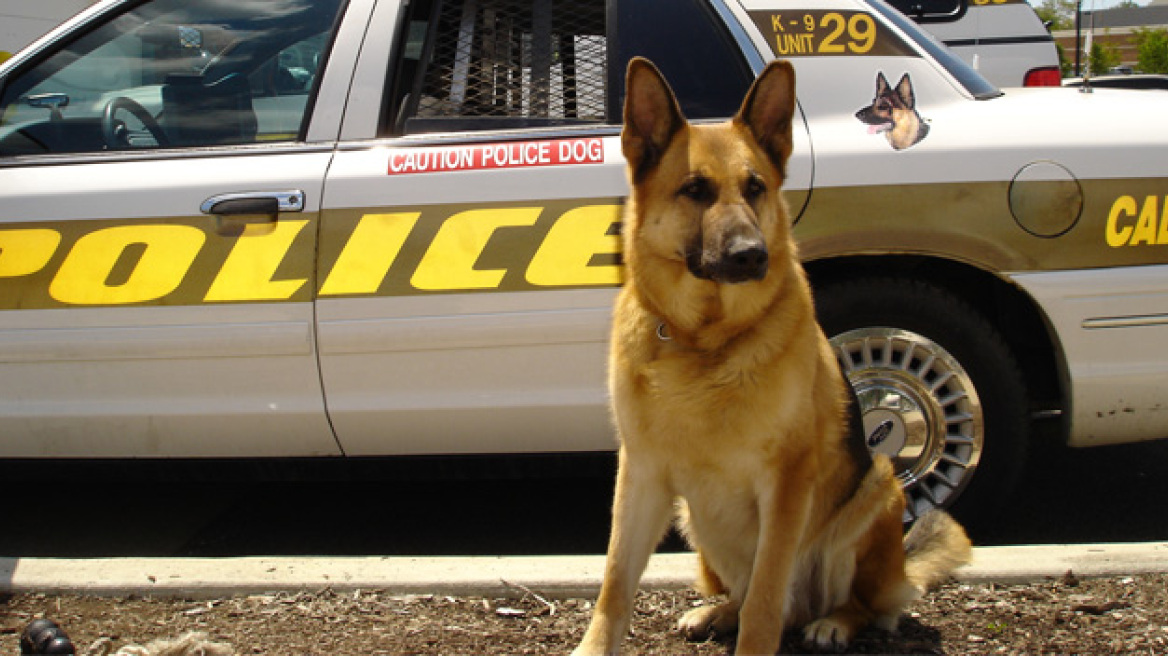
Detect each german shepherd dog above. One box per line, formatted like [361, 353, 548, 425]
[855, 72, 929, 150]
[573, 58, 971, 655]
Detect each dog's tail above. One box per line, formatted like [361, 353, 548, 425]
[903, 510, 972, 593]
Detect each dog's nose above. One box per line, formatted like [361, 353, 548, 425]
[721, 237, 768, 282]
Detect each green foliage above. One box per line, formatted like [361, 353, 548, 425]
[1133, 27, 1168, 74]
[1034, 0, 1078, 31]
[1056, 42, 1073, 77]
[1088, 40, 1122, 75]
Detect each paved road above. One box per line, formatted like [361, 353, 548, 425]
[2, 437, 1167, 558]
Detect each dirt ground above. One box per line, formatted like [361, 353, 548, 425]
[2, 571, 1166, 655]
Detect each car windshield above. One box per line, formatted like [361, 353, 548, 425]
[865, 0, 1001, 99]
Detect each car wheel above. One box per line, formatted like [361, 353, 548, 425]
[815, 277, 1029, 526]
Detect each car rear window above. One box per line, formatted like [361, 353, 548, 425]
[610, 0, 755, 120]
[383, 0, 754, 136]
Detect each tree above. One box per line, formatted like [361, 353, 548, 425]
[1034, 0, 1078, 31]
[1133, 27, 1168, 74]
[1056, 42, 1073, 77]
[1088, 39, 1121, 75]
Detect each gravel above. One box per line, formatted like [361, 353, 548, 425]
[3, 571, 1167, 654]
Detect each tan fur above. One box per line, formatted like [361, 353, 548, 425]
[572, 58, 971, 656]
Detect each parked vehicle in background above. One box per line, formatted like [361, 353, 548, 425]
[1064, 73, 1168, 90]
[2, 0, 1167, 528]
[888, 0, 1062, 86]
[0, 0, 96, 63]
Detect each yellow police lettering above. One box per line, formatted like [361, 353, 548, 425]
[1105, 195, 1137, 247]
[411, 208, 541, 291]
[1130, 195, 1159, 246]
[0, 228, 61, 277]
[205, 220, 310, 301]
[527, 205, 622, 286]
[319, 212, 420, 296]
[49, 225, 204, 305]
[1158, 196, 1168, 245]
[776, 33, 816, 55]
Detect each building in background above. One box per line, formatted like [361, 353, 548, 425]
[1053, 0, 1168, 74]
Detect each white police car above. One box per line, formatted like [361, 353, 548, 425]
[2, 0, 1167, 525]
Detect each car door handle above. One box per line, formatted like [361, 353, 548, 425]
[201, 190, 305, 236]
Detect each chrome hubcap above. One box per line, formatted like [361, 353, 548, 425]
[831, 328, 984, 522]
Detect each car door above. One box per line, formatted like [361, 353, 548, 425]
[316, 0, 811, 456]
[0, 0, 366, 457]
[314, 0, 620, 457]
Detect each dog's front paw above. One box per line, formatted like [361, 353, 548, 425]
[570, 638, 615, 656]
[678, 602, 739, 641]
[803, 617, 854, 650]
[572, 629, 618, 656]
[569, 646, 611, 656]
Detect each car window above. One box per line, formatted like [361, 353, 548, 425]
[611, 0, 754, 120]
[387, 0, 607, 136]
[247, 32, 331, 142]
[0, 0, 345, 156]
[383, 0, 752, 137]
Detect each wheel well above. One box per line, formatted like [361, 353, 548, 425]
[805, 256, 1069, 443]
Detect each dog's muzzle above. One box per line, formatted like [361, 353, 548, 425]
[723, 235, 769, 282]
[687, 233, 769, 283]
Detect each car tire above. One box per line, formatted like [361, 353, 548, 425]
[814, 277, 1029, 529]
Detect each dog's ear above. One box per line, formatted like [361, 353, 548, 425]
[735, 60, 796, 176]
[895, 73, 915, 109]
[876, 71, 890, 95]
[622, 57, 685, 181]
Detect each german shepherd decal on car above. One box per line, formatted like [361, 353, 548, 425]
[856, 72, 929, 150]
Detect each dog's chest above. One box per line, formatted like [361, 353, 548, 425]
[624, 344, 804, 449]
[672, 454, 771, 583]
[644, 333, 769, 397]
[637, 356, 751, 432]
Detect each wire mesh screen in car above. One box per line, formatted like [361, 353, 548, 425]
[415, 0, 606, 128]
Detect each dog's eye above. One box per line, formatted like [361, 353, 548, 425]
[744, 177, 766, 201]
[678, 177, 713, 203]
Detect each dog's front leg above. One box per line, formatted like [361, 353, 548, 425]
[734, 472, 813, 656]
[574, 446, 673, 656]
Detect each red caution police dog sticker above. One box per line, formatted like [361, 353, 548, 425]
[387, 138, 606, 175]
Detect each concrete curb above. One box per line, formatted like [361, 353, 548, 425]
[2, 542, 1167, 600]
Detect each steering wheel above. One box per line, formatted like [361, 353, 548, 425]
[101, 96, 169, 149]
